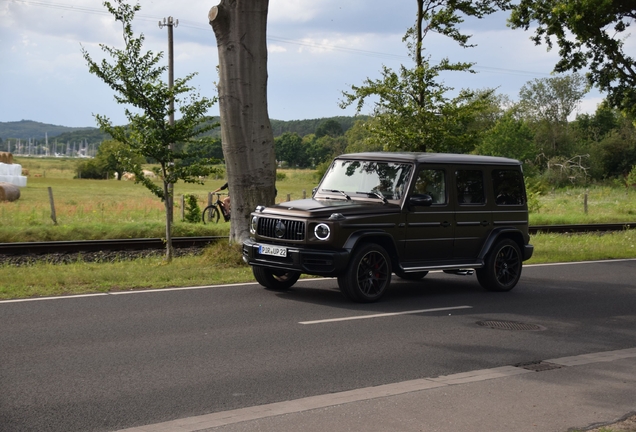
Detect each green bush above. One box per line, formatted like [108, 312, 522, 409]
[74, 159, 107, 179]
[184, 194, 202, 223]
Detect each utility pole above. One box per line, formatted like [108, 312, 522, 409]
[159, 16, 178, 222]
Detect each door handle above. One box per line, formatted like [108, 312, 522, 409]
[481, 220, 489, 226]
[441, 221, 451, 228]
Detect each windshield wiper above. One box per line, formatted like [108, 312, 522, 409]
[323, 189, 351, 200]
[358, 191, 388, 204]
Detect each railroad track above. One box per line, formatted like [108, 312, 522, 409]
[0, 223, 633, 256]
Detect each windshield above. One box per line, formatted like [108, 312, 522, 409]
[319, 160, 413, 201]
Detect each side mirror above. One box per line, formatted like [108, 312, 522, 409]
[409, 194, 433, 207]
[312, 187, 318, 197]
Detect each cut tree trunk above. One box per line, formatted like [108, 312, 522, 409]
[209, 0, 277, 244]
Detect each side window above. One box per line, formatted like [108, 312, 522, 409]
[456, 170, 485, 205]
[413, 169, 446, 204]
[492, 169, 525, 205]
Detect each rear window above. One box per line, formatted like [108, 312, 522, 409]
[492, 170, 525, 205]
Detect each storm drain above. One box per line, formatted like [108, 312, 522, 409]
[476, 320, 546, 331]
[514, 361, 563, 372]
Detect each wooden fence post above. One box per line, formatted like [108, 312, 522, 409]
[303, 190, 306, 199]
[48, 187, 57, 225]
[181, 195, 185, 221]
[584, 190, 588, 214]
[287, 193, 291, 202]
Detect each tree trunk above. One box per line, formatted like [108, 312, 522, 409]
[163, 178, 173, 261]
[209, 0, 277, 244]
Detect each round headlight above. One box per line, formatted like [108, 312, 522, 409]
[314, 223, 330, 241]
[250, 216, 258, 234]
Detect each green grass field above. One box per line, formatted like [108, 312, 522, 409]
[1, 157, 635, 300]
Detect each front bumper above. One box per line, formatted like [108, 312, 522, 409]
[242, 238, 350, 276]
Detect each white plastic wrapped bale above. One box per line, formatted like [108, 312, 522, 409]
[0, 163, 27, 187]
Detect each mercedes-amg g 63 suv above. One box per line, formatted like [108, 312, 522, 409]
[243, 152, 534, 302]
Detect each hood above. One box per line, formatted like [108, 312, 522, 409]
[258, 198, 400, 218]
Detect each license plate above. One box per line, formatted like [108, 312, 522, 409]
[258, 244, 287, 257]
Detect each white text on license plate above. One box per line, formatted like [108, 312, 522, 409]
[258, 245, 287, 257]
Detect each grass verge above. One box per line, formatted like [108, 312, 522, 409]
[1, 231, 635, 300]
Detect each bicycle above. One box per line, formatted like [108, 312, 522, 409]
[202, 193, 230, 224]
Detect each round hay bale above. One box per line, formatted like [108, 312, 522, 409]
[0, 182, 20, 202]
[0, 152, 14, 164]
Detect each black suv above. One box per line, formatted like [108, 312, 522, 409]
[243, 152, 533, 302]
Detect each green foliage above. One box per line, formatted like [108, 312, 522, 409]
[75, 159, 107, 179]
[518, 73, 588, 156]
[183, 194, 202, 223]
[315, 119, 343, 138]
[275, 172, 287, 181]
[341, 62, 491, 153]
[275, 132, 307, 167]
[95, 139, 145, 180]
[340, 0, 506, 154]
[475, 111, 536, 161]
[81, 0, 218, 201]
[594, 118, 636, 179]
[627, 166, 636, 187]
[509, 0, 636, 117]
[541, 155, 590, 188]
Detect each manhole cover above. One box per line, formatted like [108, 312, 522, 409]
[515, 361, 563, 372]
[476, 320, 546, 331]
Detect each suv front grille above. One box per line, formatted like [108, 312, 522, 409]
[257, 217, 305, 241]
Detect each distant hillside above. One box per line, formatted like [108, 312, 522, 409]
[0, 120, 95, 140]
[0, 116, 368, 146]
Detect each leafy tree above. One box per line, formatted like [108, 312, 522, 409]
[573, 104, 618, 145]
[75, 159, 106, 179]
[518, 73, 588, 155]
[315, 119, 343, 138]
[343, 119, 383, 154]
[275, 132, 307, 168]
[82, 0, 217, 261]
[95, 139, 145, 180]
[475, 111, 536, 161]
[340, 0, 505, 153]
[595, 117, 636, 179]
[186, 138, 224, 161]
[508, 0, 636, 117]
[209, 0, 276, 244]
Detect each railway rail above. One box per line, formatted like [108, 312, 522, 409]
[0, 223, 633, 256]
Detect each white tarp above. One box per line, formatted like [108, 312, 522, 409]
[0, 163, 27, 187]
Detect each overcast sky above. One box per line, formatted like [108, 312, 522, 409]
[1, 0, 607, 128]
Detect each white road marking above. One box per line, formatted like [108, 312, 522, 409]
[1, 258, 634, 305]
[299, 305, 473, 325]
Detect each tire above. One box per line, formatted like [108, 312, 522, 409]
[338, 243, 392, 303]
[394, 270, 428, 281]
[202, 205, 220, 224]
[253, 266, 300, 291]
[476, 239, 522, 292]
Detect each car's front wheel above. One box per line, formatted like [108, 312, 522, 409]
[476, 239, 522, 292]
[338, 243, 392, 302]
[253, 267, 300, 291]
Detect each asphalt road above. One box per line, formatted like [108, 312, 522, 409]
[1, 259, 635, 432]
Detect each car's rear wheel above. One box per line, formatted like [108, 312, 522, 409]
[338, 243, 392, 302]
[253, 267, 300, 291]
[476, 239, 522, 292]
